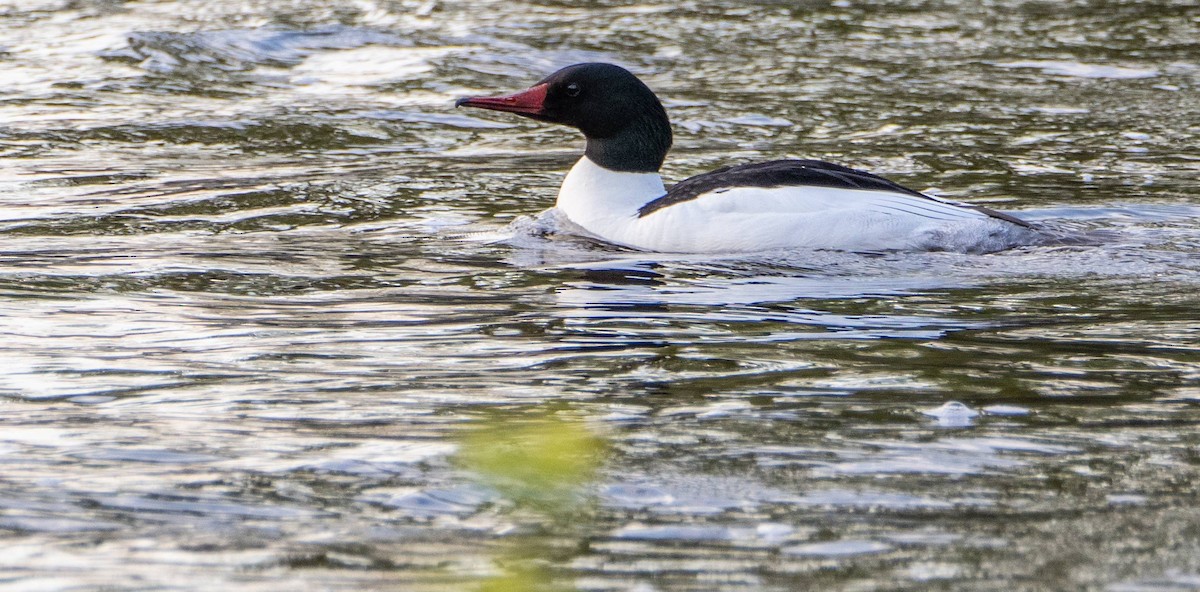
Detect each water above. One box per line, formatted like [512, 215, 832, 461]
[2, 1, 1199, 590]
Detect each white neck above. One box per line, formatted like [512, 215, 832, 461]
[555, 157, 665, 246]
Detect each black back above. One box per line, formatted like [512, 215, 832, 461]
[638, 159, 1032, 228]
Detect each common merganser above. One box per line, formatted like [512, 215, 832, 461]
[456, 63, 1040, 253]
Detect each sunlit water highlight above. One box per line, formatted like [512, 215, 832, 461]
[1, 1, 1199, 590]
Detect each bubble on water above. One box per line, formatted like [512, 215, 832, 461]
[990, 60, 1159, 79]
[67, 395, 117, 405]
[922, 401, 979, 427]
[982, 405, 1031, 416]
[1106, 494, 1148, 506]
[723, 114, 794, 127]
[613, 524, 732, 542]
[907, 561, 962, 581]
[754, 523, 796, 543]
[782, 540, 892, 557]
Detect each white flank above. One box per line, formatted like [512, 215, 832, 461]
[554, 157, 1037, 253]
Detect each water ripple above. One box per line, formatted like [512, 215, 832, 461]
[2, 0, 1199, 590]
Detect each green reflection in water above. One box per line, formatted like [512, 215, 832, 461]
[455, 407, 609, 592]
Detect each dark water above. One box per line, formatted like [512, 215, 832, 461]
[2, 1, 1199, 590]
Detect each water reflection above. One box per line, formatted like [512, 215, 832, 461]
[1, 0, 1199, 590]
[456, 409, 607, 592]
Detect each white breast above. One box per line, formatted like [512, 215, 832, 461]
[555, 156, 665, 244]
[554, 157, 1037, 253]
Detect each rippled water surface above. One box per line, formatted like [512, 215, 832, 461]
[2, 1, 1200, 590]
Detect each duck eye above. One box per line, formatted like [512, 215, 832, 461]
[565, 82, 581, 97]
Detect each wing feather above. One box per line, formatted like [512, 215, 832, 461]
[638, 159, 1030, 228]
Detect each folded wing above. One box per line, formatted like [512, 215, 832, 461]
[639, 159, 1030, 228]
